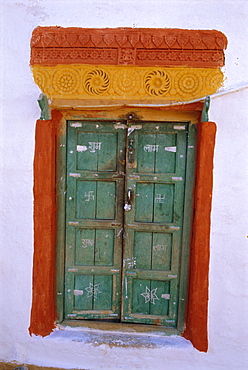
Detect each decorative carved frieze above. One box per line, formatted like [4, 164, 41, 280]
[32, 65, 224, 102]
[30, 27, 227, 68]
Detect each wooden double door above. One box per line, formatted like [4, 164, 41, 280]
[64, 119, 195, 328]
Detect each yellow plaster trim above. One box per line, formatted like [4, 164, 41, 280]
[32, 64, 224, 102]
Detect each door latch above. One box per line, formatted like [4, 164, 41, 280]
[124, 187, 133, 211]
[128, 138, 134, 167]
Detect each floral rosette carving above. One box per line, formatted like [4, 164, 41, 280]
[205, 70, 223, 93]
[144, 69, 171, 97]
[112, 70, 140, 96]
[53, 68, 80, 94]
[33, 68, 50, 93]
[84, 68, 110, 95]
[175, 70, 202, 97]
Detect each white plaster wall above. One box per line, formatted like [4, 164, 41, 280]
[0, 0, 247, 369]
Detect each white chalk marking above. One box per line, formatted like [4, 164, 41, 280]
[69, 172, 81, 178]
[173, 125, 185, 130]
[144, 144, 159, 153]
[74, 290, 84, 296]
[84, 191, 94, 201]
[70, 122, 82, 128]
[161, 294, 170, 300]
[114, 123, 127, 129]
[85, 283, 102, 300]
[141, 286, 160, 305]
[88, 142, 102, 153]
[155, 194, 165, 203]
[81, 239, 94, 248]
[77, 145, 87, 152]
[164, 146, 177, 152]
[124, 257, 136, 269]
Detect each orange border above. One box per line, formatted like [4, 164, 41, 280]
[29, 110, 216, 352]
[183, 121, 216, 351]
[29, 110, 62, 336]
[30, 27, 227, 68]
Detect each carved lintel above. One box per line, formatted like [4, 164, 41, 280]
[30, 27, 227, 68]
[32, 65, 224, 103]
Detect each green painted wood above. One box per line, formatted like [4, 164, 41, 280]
[134, 232, 152, 270]
[95, 229, 114, 266]
[64, 120, 125, 320]
[152, 233, 172, 271]
[56, 119, 67, 323]
[153, 183, 174, 223]
[137, 133, 156, 173]
[132, 279, 151, 314]
[63, 119, 196, 330]
[75, 228, 95, 265]
[177, 122, 197, 332]
[93, 275, 113, 310]
[150, 280, 170, 316]
[135, 183, 154, 222]
[155, 133, 177, 173]
[74, 274, 93, 310]
[122, 121, 188, 326]
[96, 181, 116, 219]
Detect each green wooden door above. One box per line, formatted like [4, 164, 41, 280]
[64, 119, 195, 327]
[65, 121, 125, 320]
[122, 122, 188, 327]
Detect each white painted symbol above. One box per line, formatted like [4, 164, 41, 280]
[85, 283, 102, 299]
[155, 194, 165, 203]
[141, 286, 160, 305]
[161, 294, 170, 300]
[69, 172, 81, 178]
[81, 239, 94, 248]
[124, 257, 136, 269]
[77, 145, 87, 152]
[164, 146, 177, 152]
[173, 125, 185, 130]
[84, 191, 94, 201]
[144, 144, 159, 153]
[88, 142, 102, 153]
[153, 245, 167, 251]
[74, 290, 84, 296]
[70, 122, 82, 128]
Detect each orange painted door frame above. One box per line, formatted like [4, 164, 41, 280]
[29, 107, 216, 353]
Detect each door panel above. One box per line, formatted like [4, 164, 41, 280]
[64, 119, 193, 327]
[64, 121, 125, 320]
[76, 132, 118, 172]
[75, 228, 114, 266]
[122, 122, 187, 326]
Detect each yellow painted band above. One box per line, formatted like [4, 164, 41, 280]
[32, 64, 224, 102]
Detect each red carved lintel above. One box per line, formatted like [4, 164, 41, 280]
[30, 27, 227, 68]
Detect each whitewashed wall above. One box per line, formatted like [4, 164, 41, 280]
[0, 1, 247, 369]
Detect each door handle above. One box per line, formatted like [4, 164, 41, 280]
[127, 188, 132, 204]
[124, 188, 133, 211]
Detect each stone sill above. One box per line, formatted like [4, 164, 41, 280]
[48, 321, 192, 349]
